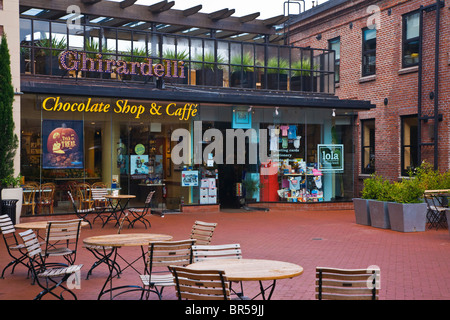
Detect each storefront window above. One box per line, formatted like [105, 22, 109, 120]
[20, 93, 355, 215]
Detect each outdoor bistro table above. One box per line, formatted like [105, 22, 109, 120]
[187, 258, 303, 300]
[83, 233, 172, 300]
[102, 194, 136, 227]
[15, 220, 89, 239]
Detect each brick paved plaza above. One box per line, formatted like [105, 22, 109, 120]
[1, 208, 449, 301]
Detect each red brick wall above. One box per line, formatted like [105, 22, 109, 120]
[289, 0, 450, 195]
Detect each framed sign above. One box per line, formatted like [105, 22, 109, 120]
[317, 144, 344, 172]
[42, 120, 84, 169]
[232, 107, 252, 129]
[181, 170, 198, 187]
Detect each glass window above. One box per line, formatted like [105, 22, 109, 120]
[403, 11, 420, 68]
[328, 37, 340, 83]
[362, 28, 376, 76]
[361, 119, 375, 174]
[401, 115, 418, 176]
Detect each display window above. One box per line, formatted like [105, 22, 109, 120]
[20, 94, 354, 215]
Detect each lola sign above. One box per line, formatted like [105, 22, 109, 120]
[58, 50, 186, 79]
[317, 144, 344, 171]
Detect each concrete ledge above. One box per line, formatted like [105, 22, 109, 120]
[248, 201, 354, 211]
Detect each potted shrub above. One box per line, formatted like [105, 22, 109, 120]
[354, 175, 379, 226]
[35, 36, 67, 76]
[230, 52, 255, 88]
[388, 177, 427, 232]
[290, 58, 318, 92]
[84, 39, 113, 79]
[1, 175, 23, 224]
[367, 175, 394, 229]
[163, 49, 189, 84]
[123, 47, 148, 81]
[194, 52, 224, 87]
[261, 57, 288, 90]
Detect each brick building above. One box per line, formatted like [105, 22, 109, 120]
[288, 0, 448, 194]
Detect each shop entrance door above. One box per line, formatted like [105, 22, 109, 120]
[218, 164, 244, 209]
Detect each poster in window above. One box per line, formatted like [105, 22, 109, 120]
[130, 155, 149, 175]
[42, 120, 84, 169]
[181, 170, 198, 187]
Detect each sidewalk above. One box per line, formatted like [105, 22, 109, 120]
[1, 208, 450, 300]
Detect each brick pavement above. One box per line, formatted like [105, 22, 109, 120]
[1, 208, 450, 301]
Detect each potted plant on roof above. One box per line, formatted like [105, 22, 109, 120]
[290, 58, 318, 92]
[35, 36, 67, 76]
[230, 52, 255, 88]
[0, 35, 22, 224]
[163, 49, 189, 84]
[194, 52, 224, 87]
[261, 57, 288, 90]
[123, 47, 149, 81]
[84, 39, 113, 79]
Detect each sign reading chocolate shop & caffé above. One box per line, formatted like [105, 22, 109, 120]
[58, 50, 186, 79]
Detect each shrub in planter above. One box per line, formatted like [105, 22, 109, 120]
[163, 49, 189, 84]
[194, 53, 224, 87]
[261, 57, 288, 90]
[290, 58, 318, 92]
[388, 178, 427, 232]
[368, 177, 395, 229]
[230, 53, 255, 88]
[35, 37, 67, 76]
[353, 174, 381, 226]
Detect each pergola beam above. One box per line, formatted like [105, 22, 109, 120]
[119, 0, 137, 9]
[148, 0, 175, 14]
[239, 12, 260, 23]
[20, 0, 275, 35]
[183, 5, 202, 17]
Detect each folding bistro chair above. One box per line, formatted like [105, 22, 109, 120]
[0, 215, 29, 278]
[424, 191, 448, 230]
[192, 243, 244, 298]
[169, 266, 230, 300]
[315, 267, 380, 300]
[190, 221, 217, 245]
[77, 182, 93, 210]
[128, 191, 160, 229]
[44, 219, 83, 266]
[84, 213, 128, 280]
[140, 239, 195, 300]
[67, 191, 93, 228]
[91, 188, 113, 226]
[19, 229, 83, 300]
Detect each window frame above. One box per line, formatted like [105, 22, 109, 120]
[361, 119, 376, 174]
[401, 115, 419, 176]
[361, 27, 377, 77]
[328, 36, 340, 83]
[402, 10, 421, 68]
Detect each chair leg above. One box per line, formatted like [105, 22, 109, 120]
[1, 251, 29, 278]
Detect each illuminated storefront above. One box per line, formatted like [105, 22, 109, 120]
[18, 1, 373, 215]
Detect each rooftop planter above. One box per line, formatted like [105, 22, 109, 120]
[194, 52, 224, 87]
[261, 57, 288, 90]
[290, 58, 318, 92]
[35, 36, 67, 76]
[230, 52, 255, 88]
[163, 49, 189, 84]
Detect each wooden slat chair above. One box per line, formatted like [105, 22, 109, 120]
[128, 191, 159, 229]
[22, 183, 37, 215]
[140, 239, 195, 300]
[36, 182, 56, 214]
[19, 229, 83, 300]
[76, 182, 93, 210]
[84, 212, 128, 280]
[0, 214, 29, 278]
[190, 221, 217, 245]
[68, 191, 93, 228]
[192, 243, 244, 298]
[91, 188, 113, 226]
[44, 219, 82, 266]
[315, 267, 380, 300]
[169, 266, 230, 300]
[424, 190, 448, 230]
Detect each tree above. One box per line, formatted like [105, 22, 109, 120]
[0, 34, 19, 188]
